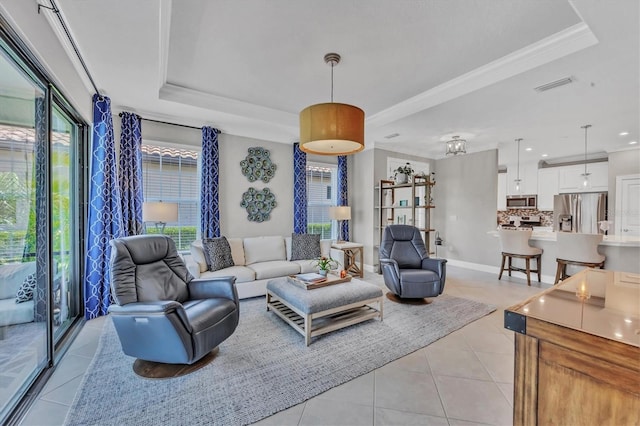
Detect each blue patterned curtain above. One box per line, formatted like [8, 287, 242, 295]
[337, 155, 349, 241]
[26, 96, 48, 322]
[293, 142, 307, 234]
[201, 126, 220, 238]
[84, 95, 123, 319]
[118, 112, 144, 236]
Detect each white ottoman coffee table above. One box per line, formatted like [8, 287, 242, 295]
[266, 277, 383, 346]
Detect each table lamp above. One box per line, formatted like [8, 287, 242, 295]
[142, 201, 178, 234]
[329, 206, 351, 242]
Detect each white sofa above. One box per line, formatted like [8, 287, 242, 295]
[0, 261, 37, 327]
[186, 236, 344, 299]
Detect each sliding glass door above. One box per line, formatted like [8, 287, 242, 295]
[0, 24, 85, 422]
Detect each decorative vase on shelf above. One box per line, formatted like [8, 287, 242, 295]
[395, 173, 407, 184]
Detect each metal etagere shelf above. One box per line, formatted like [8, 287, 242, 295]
[374, 176, 436, 271]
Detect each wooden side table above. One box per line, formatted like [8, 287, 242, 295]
[331, 242, 364, 278]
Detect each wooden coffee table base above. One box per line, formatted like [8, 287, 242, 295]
[267, 292, 383, 346]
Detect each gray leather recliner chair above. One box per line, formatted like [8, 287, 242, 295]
[107, 235, 239, 365]
[379, 225, 447, 299]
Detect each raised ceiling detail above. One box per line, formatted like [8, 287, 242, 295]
[45, 0, 639, 163]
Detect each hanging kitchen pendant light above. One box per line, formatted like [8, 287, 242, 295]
[299, 53, 365, 156]
[514, 138, 523, 193]
[580, 124, 592, 189]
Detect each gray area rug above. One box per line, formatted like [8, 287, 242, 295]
[65, 292, 495, 426]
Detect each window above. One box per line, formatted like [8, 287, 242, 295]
[306, 162, 337, 239]
[141, 144, 199, 250]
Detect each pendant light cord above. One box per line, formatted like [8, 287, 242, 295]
[515, 138, 522, 180]
[330, 61, 334, 103]
[582, 124, 591, 174]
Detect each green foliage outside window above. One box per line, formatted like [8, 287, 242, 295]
[144, 225, 197, 251]
[307, 222, 331, 239]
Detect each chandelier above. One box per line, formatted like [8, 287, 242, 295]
[445, 135, 466, 156]
[299, 53, 364, 156]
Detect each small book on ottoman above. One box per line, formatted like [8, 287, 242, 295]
[294, 273, 327, 284]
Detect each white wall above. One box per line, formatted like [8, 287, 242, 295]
[433, 149, 500, 267]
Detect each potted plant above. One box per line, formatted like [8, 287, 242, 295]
[394, 163, 414, 184]
[313, 256, 339, 276]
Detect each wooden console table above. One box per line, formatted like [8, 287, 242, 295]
[505, 269, 640, 425]
[331, 242, 364, 278]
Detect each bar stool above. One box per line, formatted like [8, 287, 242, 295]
[554, 233, 605, 284]
[498, 229, 543, 286]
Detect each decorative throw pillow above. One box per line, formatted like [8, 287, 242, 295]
[16, 273, 37, 303]
[290, 233, 321, 261]
[202, 236, 235, 272]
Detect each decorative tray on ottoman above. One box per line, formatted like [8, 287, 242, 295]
[287, 272, 352, 290]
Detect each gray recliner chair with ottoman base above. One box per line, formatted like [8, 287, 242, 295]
[108, 234, 239, 377]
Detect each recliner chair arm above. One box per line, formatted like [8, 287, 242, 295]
[108, 300, 184, 315]
[108, 301, 193, 334]
[379, 258, 402, 294]
[421, 257, 447, 274]
[188, 276, 238, 302]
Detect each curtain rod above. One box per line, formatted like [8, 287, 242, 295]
[118, 113, 221, 133]
[38, 1, 101, 97]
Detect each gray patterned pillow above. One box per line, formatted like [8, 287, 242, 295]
[202, 237, 235, 272]
[16, 273, 36, 303]
[290, 233, 321, 261]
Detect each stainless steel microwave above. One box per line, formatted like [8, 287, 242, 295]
[506, 195, 537, 209]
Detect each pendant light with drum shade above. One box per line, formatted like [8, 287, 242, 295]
[299, 53, 365, 155]
[580, 124, 592, 189]
[514, 138, 523, 193]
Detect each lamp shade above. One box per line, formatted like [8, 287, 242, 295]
[329, 206, 351, 221]
[142, 202, 178, 223]
[299, 103, 364, 155]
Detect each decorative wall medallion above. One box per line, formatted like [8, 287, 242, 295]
[240, 147, 277, 183]
[240, 187, 277, 222]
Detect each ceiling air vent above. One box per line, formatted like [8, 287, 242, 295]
[534, 77, 574, 93]
[384, 133, 400, 139]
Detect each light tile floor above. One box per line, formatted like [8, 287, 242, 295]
[20, 266, 547, 426]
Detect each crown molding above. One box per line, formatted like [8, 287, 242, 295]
[159, 82, 298, 127]
[366, 22, 598, 128]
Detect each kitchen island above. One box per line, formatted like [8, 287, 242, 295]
[504, 269, 640, 425]
[490, 230, 640, 280]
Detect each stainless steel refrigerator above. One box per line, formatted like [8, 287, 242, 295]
[553, 192, 608, 234]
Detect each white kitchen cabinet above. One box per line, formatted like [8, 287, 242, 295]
[537, 168, 559, 211]
[507, 161, 538, 195]
[558, 162, 608, 193]
[497, 172, 507, 210]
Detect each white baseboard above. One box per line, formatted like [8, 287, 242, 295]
[368, 260, 554, 285]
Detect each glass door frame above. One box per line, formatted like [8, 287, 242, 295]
[0, 13, 88, 424]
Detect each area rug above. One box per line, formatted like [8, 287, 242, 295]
[65, 293, 495, 426]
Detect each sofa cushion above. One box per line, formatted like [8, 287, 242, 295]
[0, 298, 34, 327]
[0, 262, 37, 299]
[190, 242, 209, 273]
[248, 261, 300, 280]
[290, 233, 321, 261]
[227, 238, 245, 266]
[243, 236, 286, 265]
[16, 273, 36, 303]
[200, 266, 256, 283]
[292, 259, 318, 274]
[202, 237, 235, 272]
